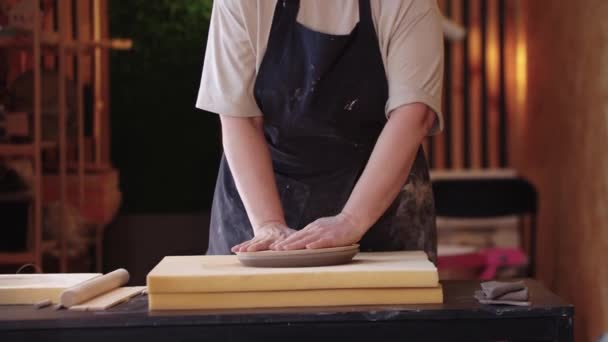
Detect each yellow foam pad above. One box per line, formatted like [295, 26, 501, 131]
[0, 273, 101, 305]
[147, 251, 438, 293]
[148, 286, 443, 310]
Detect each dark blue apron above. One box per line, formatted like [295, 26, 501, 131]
[208, 0, 437, 262]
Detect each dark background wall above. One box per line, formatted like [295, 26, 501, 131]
[514, 1, 608, 341]
[104, 0, 219, 282]
[109, 0, 220, 214]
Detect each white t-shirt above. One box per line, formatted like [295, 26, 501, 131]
[196, 0, 444, 134]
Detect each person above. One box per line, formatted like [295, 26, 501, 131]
[196, 0, 444, 262]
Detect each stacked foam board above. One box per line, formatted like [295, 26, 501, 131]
[146, 251, 443, 310]
[0, 273, 101, 305]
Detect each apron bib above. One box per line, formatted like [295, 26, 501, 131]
[208, 0, 437, 262]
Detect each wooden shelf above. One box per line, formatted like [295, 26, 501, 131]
[0, 191, 32, 202]
[0, 251, 36, 265]
[42, 240, 58, 253]
[0, 141, 58, 156]
[431, 169, 518, 180]
[0, 0, 127, 272]
[0, 31, 132, 51]
[0, 241, 59, 265]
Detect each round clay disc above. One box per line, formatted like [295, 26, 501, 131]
[236, 245, 360, 268]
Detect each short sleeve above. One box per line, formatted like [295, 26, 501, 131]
[385, 2, 445, 135]
[196, 0, 262, 117]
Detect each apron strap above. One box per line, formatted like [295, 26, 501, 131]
[286, 0, 372, 30]
[358, 0, 374, 30]
[285, 0, 300, 18]
[266, 0, 299, 62]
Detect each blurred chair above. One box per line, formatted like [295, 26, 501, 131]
[431, 170, 538, 279]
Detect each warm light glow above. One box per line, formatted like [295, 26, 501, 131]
[468, 26, 482, 71]
[93, 0, 102, 164]
[515, 33, 527, 111]
[19, 51, 27, 71]
[485, 0, 500, 168]
[485, 0, 500, 100]
[512, 0, 527, 114]
[486, 30, 500, 99]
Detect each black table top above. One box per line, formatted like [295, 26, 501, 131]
[0, 279, 572, 331]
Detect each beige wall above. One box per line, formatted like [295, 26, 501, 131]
[514, 1, 608, 341]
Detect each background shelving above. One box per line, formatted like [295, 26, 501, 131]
[0, 0, 130, 272]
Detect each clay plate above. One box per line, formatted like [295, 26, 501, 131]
[236, 245, 360, 268]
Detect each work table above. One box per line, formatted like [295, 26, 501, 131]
[0, 280, 573, 342]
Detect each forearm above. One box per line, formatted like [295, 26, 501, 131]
[342, 103, 436, 232]
[220, 115, 284, 231]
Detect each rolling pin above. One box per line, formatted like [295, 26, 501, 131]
[60, 269, 129, 308]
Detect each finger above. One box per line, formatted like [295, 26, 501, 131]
[269, 237, 288, 250]
[231, 239, 253, 253]
[279, 234, 321, 251]
[276, 229, 320, 250]
[280, 232, 324, 250]
[306, 237, 336, 249]
[272, 231, 303, 249]
[267, 229, 297, 249]
[232, 236, 261, 253]
[245, 237, 274, 252]
[274, 225, 317, 248]
[273, 230, 312, 250]
[242, 237, 268, 252]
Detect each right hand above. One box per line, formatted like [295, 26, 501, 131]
[231, 222, 296, 253]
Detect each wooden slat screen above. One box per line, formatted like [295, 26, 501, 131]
[430, 0, 516, 170]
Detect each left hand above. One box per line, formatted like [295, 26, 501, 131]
[270, 212, 367, 250]
[231, 222, 296, 253]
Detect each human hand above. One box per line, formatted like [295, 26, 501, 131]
[231, 222, 296, 253]
[270, 212, 367, 250]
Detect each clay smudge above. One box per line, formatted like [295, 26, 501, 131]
[344, 99, 359, 111]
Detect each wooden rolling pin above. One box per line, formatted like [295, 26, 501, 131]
[60, 269, 129, 308]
